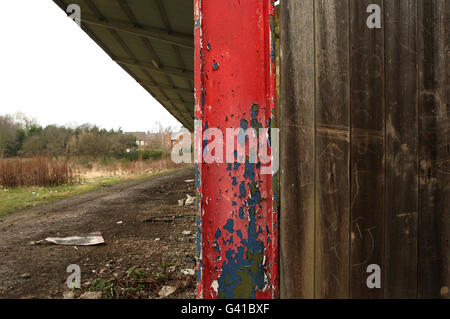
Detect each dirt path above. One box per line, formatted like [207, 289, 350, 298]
[0, 167, 197, 299]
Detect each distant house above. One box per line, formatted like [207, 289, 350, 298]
[127, 131, 174, 150]
[128, 132, 149, 150]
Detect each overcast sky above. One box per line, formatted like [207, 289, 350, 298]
[0, 1, 182, 132]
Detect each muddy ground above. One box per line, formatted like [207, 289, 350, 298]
[0, 168, 197, 299]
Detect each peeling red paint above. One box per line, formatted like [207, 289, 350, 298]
[195, 0, 278, 299]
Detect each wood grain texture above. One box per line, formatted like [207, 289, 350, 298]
[279, 0, 449, 299]
[417, 0, 450, 299]
[279, 0, 316, 299]
[314, 0, 351, 299]
[384, 0, 419, 298]
[349, 0, 385, 298]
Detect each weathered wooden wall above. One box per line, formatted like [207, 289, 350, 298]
[280, 0, 449, 299]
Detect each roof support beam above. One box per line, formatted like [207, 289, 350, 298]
[81, 16, 193, 49]
[195, 0, 278, 299]
[115, 57, 193, 80]
[137, 80, 193, 96]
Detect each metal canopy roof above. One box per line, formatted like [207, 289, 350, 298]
[53, 0, 194, 131]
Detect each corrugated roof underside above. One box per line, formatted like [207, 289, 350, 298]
[53, 0, 194, 131]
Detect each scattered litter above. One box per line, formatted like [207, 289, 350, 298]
[168, 265, 176, 273]
[154, 238, 161, 241]
[3, 189, 7, 192]
[145, 217, 174, 223]
[178, 199, 185, 206]
[63, 291, 75, 299]
[185, 194, 195, 206]
[180, 269, 195, 276]
[32, 192, 36, 195]
[184, 179, 195, 183]
[20, 273, 31, 279]
[182, 230, 192, 235]
[117, 221, 123, 224]
[158, 285, 177, 297]
[37, 232, 105, 246]
[79, 291, 102, 299]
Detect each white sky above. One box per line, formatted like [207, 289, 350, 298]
[0, 1, 182, 132]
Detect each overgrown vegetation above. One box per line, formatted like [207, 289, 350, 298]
[0, 157, 78, 188]
[0, 113, 138, 159]
[0, 113, 179, 189]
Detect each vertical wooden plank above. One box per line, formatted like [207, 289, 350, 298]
[280, 0, 316, 299]
[314, 0, 351, 299]
[349, 0, 385, 298]
[417, 0, 450, 299]
[384, 0, 419, 298]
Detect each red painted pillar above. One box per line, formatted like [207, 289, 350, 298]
[194, 0, 278, 299]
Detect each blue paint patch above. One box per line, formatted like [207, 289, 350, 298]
[197, 260, 202, 283]
[240, 119, 248, 130]
[244, 161, 256, 181]
[236, 229, 243, 239]
[202, 122, 209, 156]
[232, 201, 237, 206]
[222, 235, 234, 245]
[239, 207, 245, 219]
[214, 240, 221, 253]
[223, 219, 234, 233]
[215, 228, 222, 239]
[239, 182, 247, 199]
[195, 165, 201, 188]
[232, 177, 237, 186]
[217, 246, 265, 299]
[247, 183, 261, 208]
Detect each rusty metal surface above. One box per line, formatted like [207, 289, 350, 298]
[194, 0, 278, 299]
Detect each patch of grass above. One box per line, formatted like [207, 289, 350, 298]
[89, 278, 115, 299]
[154, 272, 167, 281]
[0, 167, 184, 216]
[127, 267, 147, 280]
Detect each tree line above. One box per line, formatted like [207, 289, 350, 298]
[0, 113, 137, 160]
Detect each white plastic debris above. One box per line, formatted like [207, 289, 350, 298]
[37, 232, 105, 246]
[185, 194, 195, 206]
[180, 269, 196, 276]
[158, 285, 177, 297]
